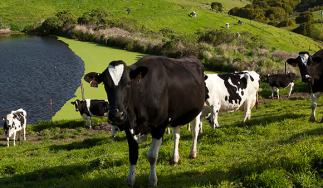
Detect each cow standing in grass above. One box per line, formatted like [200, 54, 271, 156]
[71, 99, 118, 143]
[266, 73, 296, 99]
[188, 71, 260, 158]
[287, 50, 323, 122]
[2, 108, 27, 147]
[84, 55, 207, 186]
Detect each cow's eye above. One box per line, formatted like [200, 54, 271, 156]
[127, 81, 131, 87]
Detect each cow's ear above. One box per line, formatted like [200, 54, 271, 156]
[2, 117, 5, 120]
[286, 58, 297, 67]
[71, 102, 75, 105]
[312, 57, 322, 66]
[130, 66, 149, 82]
[84, 72, 104, 87]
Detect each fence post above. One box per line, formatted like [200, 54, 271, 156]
[81, 82, 86, 101]
[285, 62, 287, 74]
[50, 99, 53, 122]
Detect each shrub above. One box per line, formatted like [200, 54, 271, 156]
[277, 20, 296, 27]
[295, 11, 314, 24]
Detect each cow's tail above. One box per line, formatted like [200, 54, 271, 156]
[255, 91, 259, 110]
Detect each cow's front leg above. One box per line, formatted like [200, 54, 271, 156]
[125, 129, 139, 187]
[172, 126, 180, 164]
[6, 137, 9, 147]
[206, 105, 219, 128]
[110, 125, 116, 144]
[271, 87, 274, 98]
[23, 126, 26, 141]
[13, 132, 16, 146]
[309, 92, 321, 122]
[276, 88, 280, 99]
[189, 113, 201, 159]
[148, 138, 163, 186]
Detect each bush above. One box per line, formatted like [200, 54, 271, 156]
[277, 20, 296, 27]
[40, 10, 77, 35]
[295, 11, 314, 24]
[197, 28, 235, 47]
[293, 23, 317, 36]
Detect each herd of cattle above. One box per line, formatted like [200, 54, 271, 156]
[3, 49, 323, 186]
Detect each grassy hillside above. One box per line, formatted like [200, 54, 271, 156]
[1, 0, 321, 53]
[1, 96, 323, 187]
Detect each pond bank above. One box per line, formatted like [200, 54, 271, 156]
[52, 37, 146, 121]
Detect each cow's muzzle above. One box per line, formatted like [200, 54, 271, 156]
[109, 109, 126, 123]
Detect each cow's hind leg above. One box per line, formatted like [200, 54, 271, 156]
[276, 88, 280, 99]
[13, 132, 16, 146]
[6, 137, 9, 147]
[189, 112, 201, 159]
[148, 138, 163, 186]
[172, 126, 181, 164]
[288, 82, 294, 98]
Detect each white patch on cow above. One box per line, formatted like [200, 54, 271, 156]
[169, 118, 171, 122]
[108, 64, 124, 86]
[300, 53, 309, 66]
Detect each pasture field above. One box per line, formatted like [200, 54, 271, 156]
[1, 0, 321, 53]
[1, 94, 323, 187]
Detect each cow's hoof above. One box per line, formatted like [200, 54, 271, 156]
[148, 180, 158, 187]
[127, 179, 135, 187]
[189, 154, 197, 159]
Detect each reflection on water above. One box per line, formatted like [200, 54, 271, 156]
[0, 34, 84, 124]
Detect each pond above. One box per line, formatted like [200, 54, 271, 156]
[0, 34, 84, 124]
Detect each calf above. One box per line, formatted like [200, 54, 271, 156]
[71, 99, 117, 143]
[266, 73, 296, 99]
[2, 108, 27, 147]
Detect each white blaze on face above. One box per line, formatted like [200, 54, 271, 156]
[108, 64, 124, 86]
[300, 53, 309, 66]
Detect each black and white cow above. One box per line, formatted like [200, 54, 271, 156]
[84, 55, 207, 186]
[2, 108, 27, 147]
[188, 71, 260, 158]
[71, 99, 118, 143]
[266, 73, 296, 99]
[287, 50, 323, 122]
[238, 20, 242, 25]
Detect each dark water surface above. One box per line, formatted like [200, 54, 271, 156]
[0, 35, 84, 124]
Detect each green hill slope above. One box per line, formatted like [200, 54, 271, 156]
[1, 0, 321, 53]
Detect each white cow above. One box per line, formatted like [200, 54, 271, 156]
[188, 71, 260, 158]
[2, 108, 27, 147]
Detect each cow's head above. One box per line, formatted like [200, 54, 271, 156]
[71, 99, 82, 111]
[84, 60, 148, 126]
[2, 114, 16, 128]
[287, 52, 322, 84]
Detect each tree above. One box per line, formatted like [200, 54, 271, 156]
[295, 11, 314, 24]
[211, 2, 223, 12]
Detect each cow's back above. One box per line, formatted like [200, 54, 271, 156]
[132, 55, 206, 127]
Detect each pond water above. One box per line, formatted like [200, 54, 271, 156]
[0, 34, 84, 124]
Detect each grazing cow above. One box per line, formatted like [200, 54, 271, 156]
[287, 50, 323, 122]
[71, 99, 118, 143]
[236, 32, 240, 38]
[188, 71, 260, 158]
[84, 55, 207, 186]
[266, 73, 296, 99]
[190, 11, 196, 18]
[2, 108, 27, 147]
[226, 23, 230, 28]
[238, 20, 242, 25]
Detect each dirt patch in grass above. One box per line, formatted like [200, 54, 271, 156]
[0, 122, 117, 146]
[258, 92, 310, 104]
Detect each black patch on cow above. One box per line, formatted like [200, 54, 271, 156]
[219, 73, 247, 105]
[225, 96, 228, 101]
[13, 112, 25, 127]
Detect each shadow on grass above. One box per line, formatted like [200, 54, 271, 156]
[48, 137, 109, 151]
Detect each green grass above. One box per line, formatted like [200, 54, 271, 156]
[1, 0, 321, 53]
[1, 95, 323, 187]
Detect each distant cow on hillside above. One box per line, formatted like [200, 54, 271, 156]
[238, 20, 242, 25]
[2, 108, 27, 147]
[226, 23, 230, 28]
[189, 11, 196, 18]
[266, 73, 296, 99]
